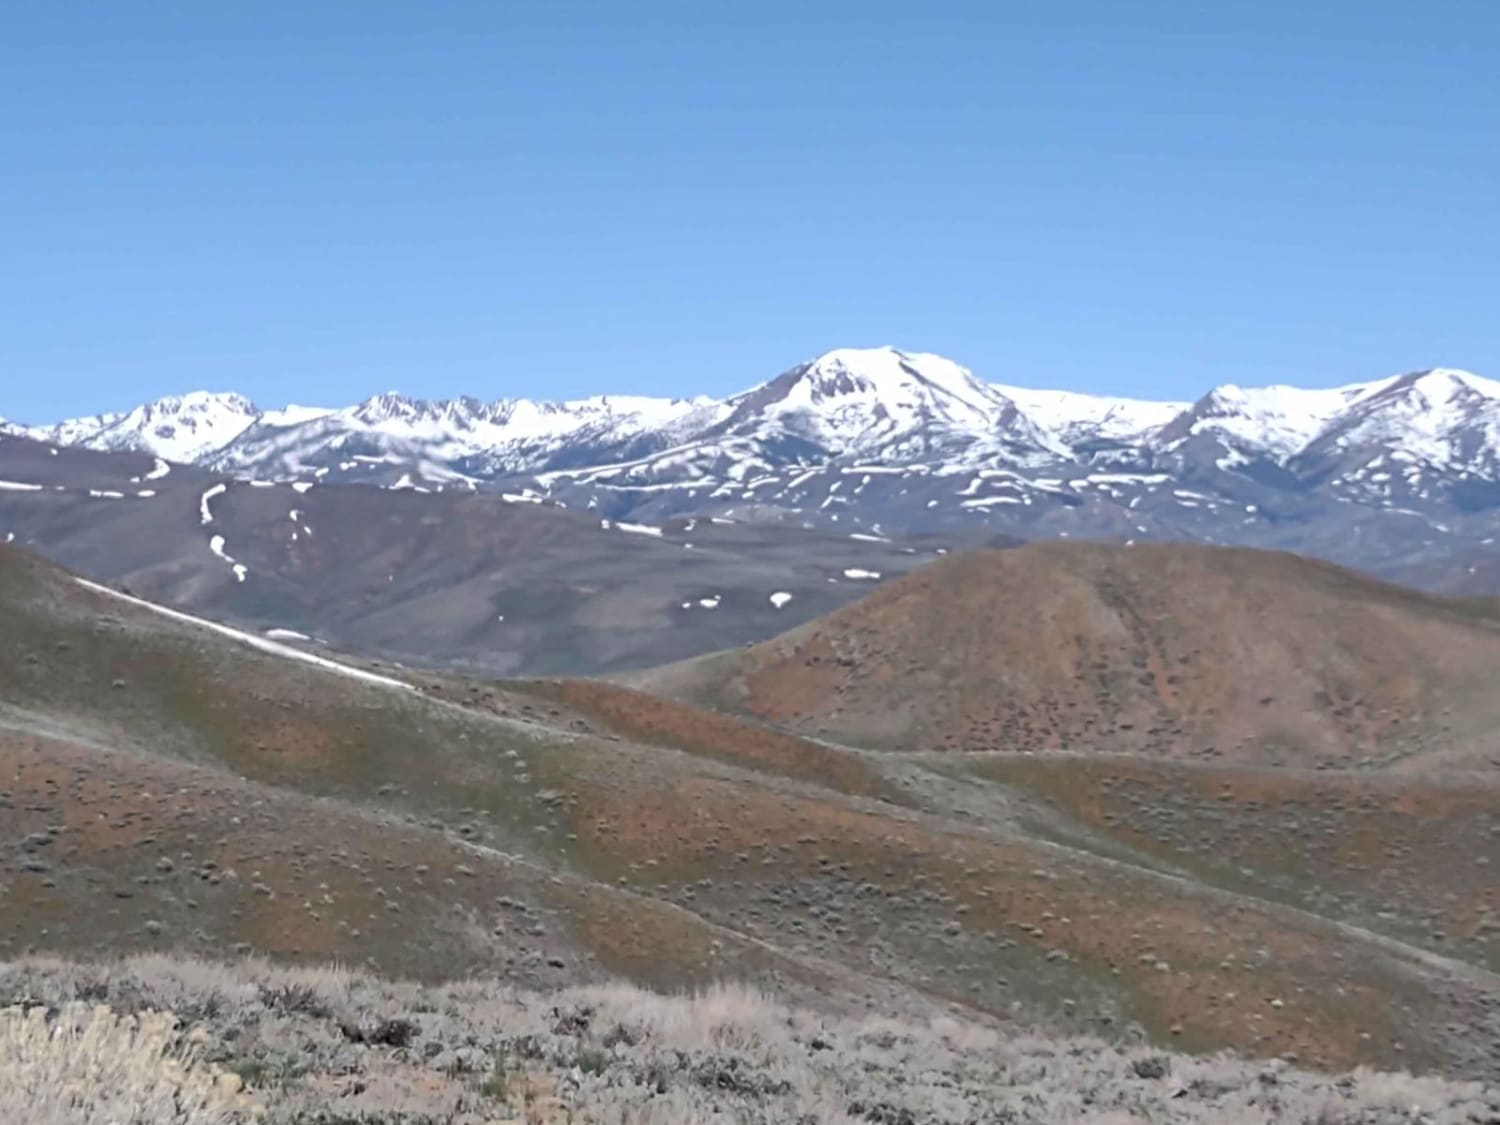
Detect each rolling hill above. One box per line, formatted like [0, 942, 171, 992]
[635, 541, 1500, 769]
[3, 542, 1500, 1084]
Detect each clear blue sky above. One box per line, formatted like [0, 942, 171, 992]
[3, 1, 1496, 421]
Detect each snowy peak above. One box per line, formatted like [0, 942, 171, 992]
[1145, 367, 1500, 469]
[1159, 379, 1387, 459]
[349, 391, 427, 425]
[992, 384, 1187, 445]
[335, 391, 705, 437]
[37, 391, 263, 462]
[341, 392, 511, 437]
[1348, 368, 1500, 422]
[719, 347, 1062, 462]
[756, 347, 1006, 425]
[1304, 368, 1500, 471]
[17, 354, 1496, 503]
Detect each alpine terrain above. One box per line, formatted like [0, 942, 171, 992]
[11, 347, 1500, 595]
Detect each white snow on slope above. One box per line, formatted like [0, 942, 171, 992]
[75, 578, 412, 690]
[994, 384, 1187, 442]
[0, 480, 43, 491]
[780, 347, 1003, 423]
[25, 354, 1500, 501]
[1176, 380, 1396, 457]
[199, 483, 227, 525]
[41, 392, 262, 462]
[769, 591, 794, 608]
[208, 534, 247, 582]
[1313, 369, 1500, 470]
[732, 346, 1065, 464]
[261, 404, 335, 427]
[614, 520, 663, 537]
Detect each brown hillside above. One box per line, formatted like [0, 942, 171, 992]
[8, 542, 1500, 1080]
[638, 542, 1500, 767]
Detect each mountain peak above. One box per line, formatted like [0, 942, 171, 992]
[798, 347, 994, 407]
[144, 390, 260, 415]
[351, 391, 420, 420]
[1380, 367, 1500, 403]
[14, 352, 1493, 505]
[773, 347, 1010, 422]
[1164, 380, 1382, 458]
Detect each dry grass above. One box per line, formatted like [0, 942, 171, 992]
[0, 1001, 260, 1124]
[1, 954, 1496, 1124]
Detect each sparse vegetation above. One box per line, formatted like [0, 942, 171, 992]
[4, 542, 1500, 1107]
[2, 955, 1496, 1124]
[0, 999, 259, 1123]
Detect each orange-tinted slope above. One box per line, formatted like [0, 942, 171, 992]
[640, 542, 1500, 766]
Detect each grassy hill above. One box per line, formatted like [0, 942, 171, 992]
[3, 542, 1500, 1085]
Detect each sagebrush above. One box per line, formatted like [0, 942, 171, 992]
[1, 954, 1496, 1124]
[0, 1000, 259, 1124]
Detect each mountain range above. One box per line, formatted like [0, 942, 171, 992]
[10, 346, 1500, 592]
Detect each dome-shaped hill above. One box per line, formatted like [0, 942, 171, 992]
[637, 542, 1500, 769]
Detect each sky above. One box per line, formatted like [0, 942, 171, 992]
[3, 1, 1496, 422]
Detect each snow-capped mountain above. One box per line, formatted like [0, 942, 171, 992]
[991, 383, 1187, 447]
[11, 347, 1500, 591]
[720, 347, 1058, 456]
[33, 391, 267, 463]
[213, 389, 720, 485]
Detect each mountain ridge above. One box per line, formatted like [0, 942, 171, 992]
[23, 347, 1480, 474]
[11, 346, 1500, 594]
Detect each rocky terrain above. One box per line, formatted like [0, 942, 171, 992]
[12, 347, 1500, 594]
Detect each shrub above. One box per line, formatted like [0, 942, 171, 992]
[2, 956, 1497, 1124]
[0, 1002, 260, 1124]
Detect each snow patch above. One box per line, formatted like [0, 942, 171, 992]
[75, 578, 411, 690]
[199, 483, 227, 525]
[209, 533, 248, 583]
[769, 591, 794, 609]
[614, 521, 662, 537]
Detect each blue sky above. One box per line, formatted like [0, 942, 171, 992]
[3, 1, 1496, 421]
